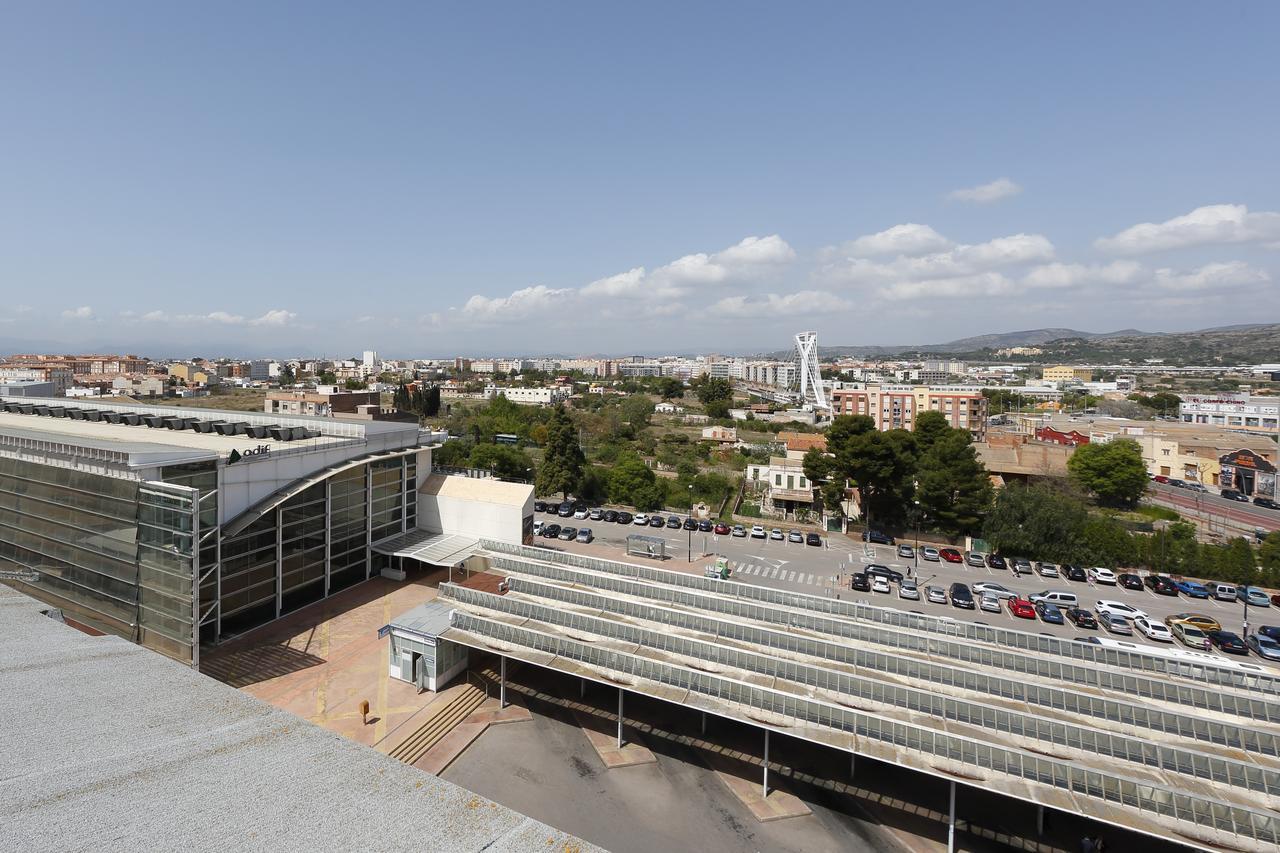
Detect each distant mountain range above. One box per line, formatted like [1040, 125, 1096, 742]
[765, 323, 1280, 364]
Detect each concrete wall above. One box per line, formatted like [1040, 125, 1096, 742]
[416, 484, 533, 545]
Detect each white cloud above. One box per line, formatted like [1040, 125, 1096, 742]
[579, 234, 796, 301]
[844, 223, 954, 258]
[710, 234, 796, 267]
[1096, 204, 1280, 254]
[946, 177, 1022, 204]
[208, 311, 247, 324]
[581, 267, 652, 298]
[1151, 261, 1270, 292]
[461, 285, 575, 321]
[712, 290, 853, 318]
[61, 305, 94, 320]
[1021, 260, 1144, 290]
[819, 233, 1054, 289]
[877, 272, 1017, 302]
[248, 309, 296, 327]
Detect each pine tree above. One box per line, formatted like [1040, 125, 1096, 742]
[535, 404, 585, 498]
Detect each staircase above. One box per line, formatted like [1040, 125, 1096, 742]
[387, 683, 487, 766]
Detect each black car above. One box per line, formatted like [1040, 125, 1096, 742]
[603, 509, 618, 523]
[698, 519, 713, 532]
[1062, 564, 1087, 582]
[851, 573, 871, 592]
[949, 583, 975, 609]
[665, 516, 681, 529]
[648, 515, 664, 528]
[1221, 489, 1250, 503]
[616, 511, 633, 525]
[986, 554, 1007, 570]
[558, 501, 574, 517]
[865, 564, 904, 584]
[534, 500, 547, 513]
[1065, 607, 1097, 629]
[542, 523, 562, 538]
[806, 532, 822, 546]
[1254, 497, 1280, 511]
[862, 530, 896, 545]
[1117, 572, 1143, 591]
[683, 517, 698, 530]
[1207, 629, 1248, 654]
[1144, 574, 1178, 595]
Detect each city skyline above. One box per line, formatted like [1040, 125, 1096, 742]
[2, 3, 1278, 355]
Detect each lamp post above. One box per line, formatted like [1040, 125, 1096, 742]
[688, 484, 694, 563]
[912, 500, 921, 576]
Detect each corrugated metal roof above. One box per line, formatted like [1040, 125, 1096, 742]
[372, 529, 479, 566]
[386, 599, 455, 639]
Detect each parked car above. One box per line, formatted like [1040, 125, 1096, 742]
[806, 532, 822, 546]
[650, 515, 666, 528]
[769, 527, 784, 540]
[898, 544, 915, 559]
[979, 593, 1001, 613]
[542, 523, 562, 538]
[1134, 617, 1173, 642]
[1036, 562, 1060, 578]
[558, 526, 578, 541]
[1144, 575, 1178, 596]
[1088, 567, 1117, 585]
[1117, 572, 1143, 591]
[1163, 613, 1221, 633]
[731, 524, 747, 537]
[1035, 601, 1065, 624]
[665, 516, 682, 529]
[949, 583, 974, 609]
[698, 519, 713, 532]
[871, 577, 891, 594]
[865, 564, 904, 584]
[898, 579, 920, 600]
[1273, 593, 1280, 607]
[1238, 586, 1272, 607]
[1027, 590, 1078, 608]
[1260, 626, 1280, 641]
[939, 548, 963, 563]
[1254, 496, 1280, 510]
[616, 511, 633, 525]
[788, 530, 803, 543]
[1174, 580, 1210, 599]
[986, 554, 1007, 570]
[1206, 629, 1247, 654]
[851, 573, 871, 592]
[1011, 558, 1033, 575]
[576, 528, 593, 544]
[1098, 612, 1133, 635]
[921, 546, 940, 562]
[925, 585, 947, 604]
[683, 517, 698, 530]
[863, 529, 896, 545]
[1220, 488, 1250, 503]
[713, 522, 730, 535]
[558, 501, 575, 517]
[965, 551, 987, 568]
[534, 500, 547, 513]
[971, 582, 1016, 600]
[1096, 600, 1148, 621]
[1062, 564, 1087, 582]
[1065, 608, 1097, 629]
[603, 510, 619, 523]
[533, 520, 544, 535]
[589, 508, 603, 520]
[1170, 621, 1210, 649]
[1246, 633, 1280, 661]
[632, 513, 649, 525]
[1183, 482, 1208, 493]
[1007, 597, 1036, 619]
[750, 525, 766, 539]
[1211, 582, 1238, 601]
[1153, 474, 1170, 484]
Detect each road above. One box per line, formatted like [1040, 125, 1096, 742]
[1147, 481, 1280, 535]
[545, 511, 1280, 667]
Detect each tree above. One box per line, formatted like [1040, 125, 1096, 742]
[912, 410, 952, 456]
[393, 382, 411, 412]
[1067, 439, 1149, 507]
[422, 384, 441, 417]
[343, 378, 367, 390]
[607, 453, 664, 510]
[278, 364, 295, 385]
[469, 443, 534, 481]
[695, 376, 733, 407]
[1259, 531, 1280, 586]
[656, 377, 685, 400]
[915, 428, 992, 536]
[318, 371, 337, 385]
[704, 398, 731, 419]
[535, 404, 585, 498]
[619, 394, 655, 427]
[983, 483, 1090, 564]
[832, 428, 917, 527]
[802, 447, 831, 485]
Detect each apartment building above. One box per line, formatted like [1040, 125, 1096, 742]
[0, 363, 75, 394]
[1042, 365, 1094, 383]
[265, 389, 380, 417]
[830, 384, 988, 439]
[742, 361, 798, 387]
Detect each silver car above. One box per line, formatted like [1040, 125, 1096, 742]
[925, 585, 947, 604]
[898, 579, 920, 600]
[979, 593, 1002, 613]
[1036, 562, 1060, 578]
[1099, 612, 1133, 635]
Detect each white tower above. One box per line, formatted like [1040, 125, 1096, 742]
[793, 331, 827, 409]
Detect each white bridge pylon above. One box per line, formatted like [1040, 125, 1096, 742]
[794, 331, 827, 409]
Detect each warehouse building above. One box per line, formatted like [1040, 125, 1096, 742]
[0, 395, 531, 668]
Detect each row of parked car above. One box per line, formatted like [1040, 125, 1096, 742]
[534, 500, 825, 545]
[848, 566, 1280, 660]
[1152, 476, 1280, 510]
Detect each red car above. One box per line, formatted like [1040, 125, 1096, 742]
[939, 548, 963, 563]
[713, 522, 730, 535]
[1007, 597, 1036, 619]
[1153, 475, 1170, 484]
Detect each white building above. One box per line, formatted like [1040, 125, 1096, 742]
[362, 350, 378, 368]
[485, 385, 572, 406]
[742, 361, 799, 388]
[1180, 394, 1280, 433]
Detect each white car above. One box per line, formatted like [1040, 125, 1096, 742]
[1096, 600, 1148, 621]
[979, 593, 1002, 613]
[872, 577, 891, 594]
[769, 528, 784, 541]
[573, 508, 589, 520]
[1036, 562, 1060, 578]
[533, 520, 544, 535]
[898, 580, 920, 600]
[1133, 617, 1173, 642]
[971, 582, 1016, 600]
[731, 524, 747, 537]
[632, 513, 649, 525]
[921, 546, 940, 562]
[1088, 567, 1117, 585]
[750, 525, 766, 539]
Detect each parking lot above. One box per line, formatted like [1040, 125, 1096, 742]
[539, 506, 1280, 668]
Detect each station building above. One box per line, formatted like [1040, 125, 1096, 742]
[0, 395, 532, 668]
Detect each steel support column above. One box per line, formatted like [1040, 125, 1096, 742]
[500, 655, 507, 709]
[762, 729, 770, 798]
[617, 688, 624, 748]
[947, 780, 956, 853]
[1036, 804, 1044, 836]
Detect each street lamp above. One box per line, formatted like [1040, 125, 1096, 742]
[912, 500, 921, 577]
[688, 483, 694, 563]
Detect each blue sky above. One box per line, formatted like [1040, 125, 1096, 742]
[2, 2, 1278, 358]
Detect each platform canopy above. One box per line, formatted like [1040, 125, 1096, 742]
[372, 529, 479, 567]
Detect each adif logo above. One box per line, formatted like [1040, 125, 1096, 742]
[227, 444, 271, 464]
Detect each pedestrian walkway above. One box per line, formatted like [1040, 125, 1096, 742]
[730, 562, 829, 589]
